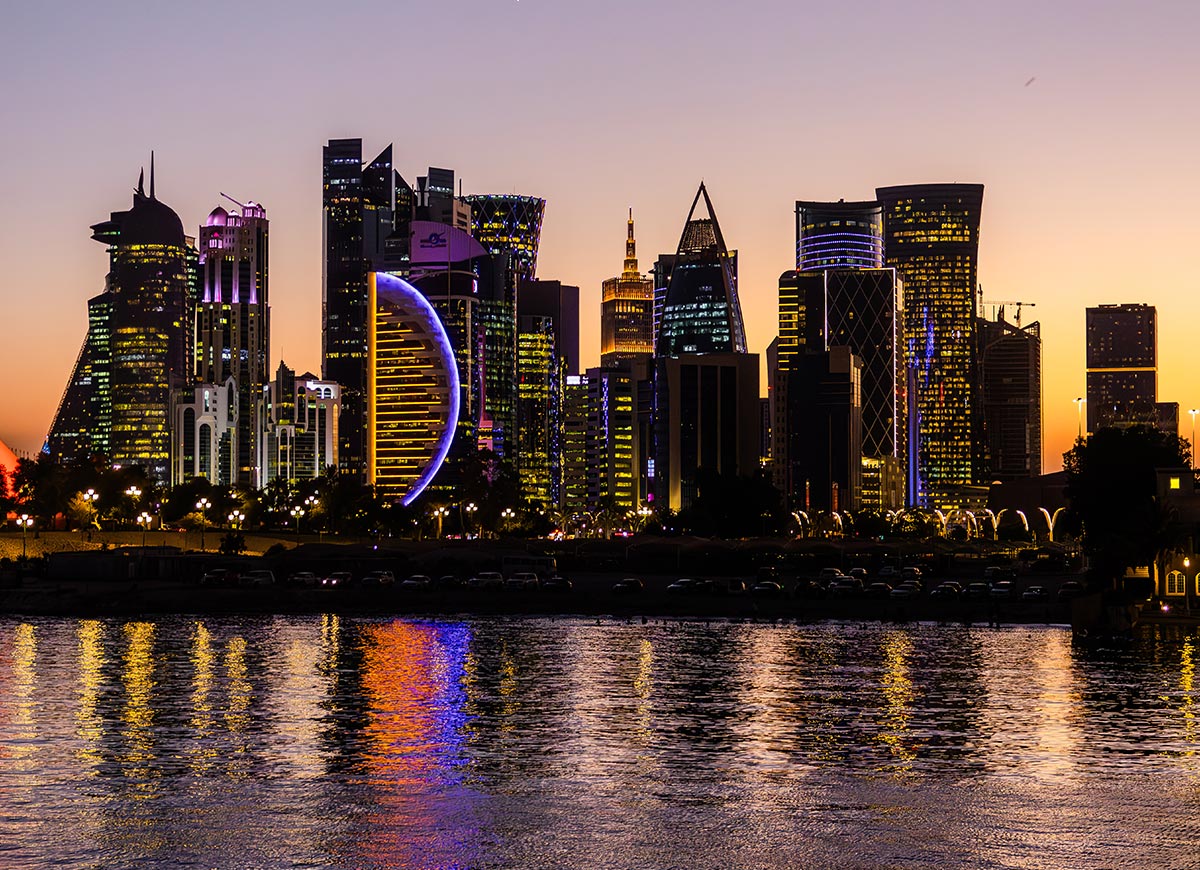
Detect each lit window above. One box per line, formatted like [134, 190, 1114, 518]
[1170, 477, 1181, 490]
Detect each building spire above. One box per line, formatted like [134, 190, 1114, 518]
[149, 151, 155, 199]
[623, 208, 639, 276]
[136, 167, 145, 198]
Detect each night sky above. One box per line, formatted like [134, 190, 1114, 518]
[4, 0, 1200, 465]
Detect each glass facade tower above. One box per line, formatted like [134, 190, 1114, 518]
[601, 211, 655, 366]
[795, 200, 884, 271]
[877, 183, 984, 509]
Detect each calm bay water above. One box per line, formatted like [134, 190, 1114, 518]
[0, 616, 1197, 869]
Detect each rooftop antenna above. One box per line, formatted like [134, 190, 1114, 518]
[221, 192, 247, 210]
[149, 151, 155, 199]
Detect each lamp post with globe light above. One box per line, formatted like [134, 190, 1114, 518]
[500, 507, 516, 535]
[136, 512, 153, 549]
[464, 502, 478, 538]
[290, 506, 305, 545]
[196, 498, 211, 552]
[432, 506, 450, 539]
[81, 488, 98, 538]
[16, 515, 34, 559]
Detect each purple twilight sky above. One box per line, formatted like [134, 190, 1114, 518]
[3, 0, 1200, 467]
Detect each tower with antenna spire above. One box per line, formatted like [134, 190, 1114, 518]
[600, 209, 655, 367]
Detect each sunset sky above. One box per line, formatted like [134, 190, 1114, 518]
[4, 0, 1200, 467]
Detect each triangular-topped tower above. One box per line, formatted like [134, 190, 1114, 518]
[656, 183, 745, 356]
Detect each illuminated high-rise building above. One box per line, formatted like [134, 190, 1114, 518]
[462, 194, 545, 284]
[656, 183, 745, 355]
[516, 315, 559, 505]
[877, 183, 984, 509]
[368, 272, 459, 504]
[191, 198, 269, 488]
[795, 200, 884, 271]
[322, 139, 412, 481]
[50, 162, 194, 484]
[1085, 303, 1159, 434]
[601, 212, 655, 367]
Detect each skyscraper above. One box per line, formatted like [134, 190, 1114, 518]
[192, 198, 269, 488]
[657, 183, 744, 356]
[50, 163, 194, 484]
[795, 200, 884, 271]
[368, 272, 459, 504]
[979, 315, 1042, 480]
[600, 212, 655, 367]
[259, 363, 340, 487]
[462, 194, 546, 285]
[322, 139, 410, 480]
[877, 183, 984, 509]
[1085, 303, 1159, 434]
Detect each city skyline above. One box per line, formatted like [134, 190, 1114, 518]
[6, 2, 1200, 469]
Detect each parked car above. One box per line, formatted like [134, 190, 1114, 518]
[890, 582, 921, 600]
[468, 571, 505, 590]
[666, 578, 697, 593]
[794, 579, 827, 599]
[989, 580, 1016, 599]
[1021, 585, 1049, 602]
[849, 568, 870, 582]
[542, 575, 573, 592]
[901, 567, 924, 582]
[819, 567, 847, 583]
[400, 574, 432, 590]
[322, 571, 351, 588]
[288, 571, 320, 587]
[611, 578, 643, 594]
[964, 582, 991, 599]
[877, 566, 900, 581]
[865, 581, 893, 599]
[829, 577, 864, 597]
[506, 572, 540, 590]
[435, 574, 461, 589]
[244, 570, 276, 587]
[201, 568, 238, 586]
[751, 580, 784, 597]
[930, 582, 962, 600]
[360, 570, 395, 587]
[1057, 580, 1085, 601]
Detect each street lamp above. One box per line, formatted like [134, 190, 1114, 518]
[432, 505, 450, 538]
[136, 511, 153, 548]
[290, 506, 305, 544]
[82, 488, 98, 537]
[500, 507, 515, 534]
[1073, 397, 1086, 440]
[196, 497, 211, 552]
[228, 510, 245, 530]
[16, 515, 34, 559]
[464, 502, 478, 538]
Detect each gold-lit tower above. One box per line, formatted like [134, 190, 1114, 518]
[600, 210, 654, 366]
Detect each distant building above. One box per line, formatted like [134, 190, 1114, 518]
[259, 364, 339, 488]
[1085, 304, 1160, 434]
[877, 183, 985, 509]
[322, 139, 411, 481]
[49, 162, 195, 484]
[795, 200, 883, 271]
[173, 380, 235, 485]
[978, 315, 1042, 481]
[195, 199, 270, 488]
[521, 280, 580, 377]
[516, 313, 560, 505]
[600, 212, 655, 367]
[367, 273, 459, 504]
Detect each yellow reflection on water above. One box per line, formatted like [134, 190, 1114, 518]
[1181, 637, 1195, 752]
[3, 623, 39, 767]
[879, 630, 916, 768]
[634, 637, 654, 739]
[224, 635, 252, 773]
[498, 641, 519, 730]
[121, 622, 156, 795]
[76, 620, 105, 769]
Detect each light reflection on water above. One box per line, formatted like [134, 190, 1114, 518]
[0, 617, 1197, 868]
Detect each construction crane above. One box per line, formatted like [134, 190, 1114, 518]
[981, 299, 1036, 327]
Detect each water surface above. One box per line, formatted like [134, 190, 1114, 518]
[0, 616, 1196, 868]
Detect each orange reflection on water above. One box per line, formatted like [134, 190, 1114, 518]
[120, 622, 156, 796]
[1181, 637, 1195, 753]
[76, 620, 105, 770]
[879, 630, 916, 768]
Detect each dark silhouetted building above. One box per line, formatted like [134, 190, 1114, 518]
[877, 183, 985, 509]
[979, 315, 1042, 481]
[1085, 303, 1160, 434]
[795, 200, 883, 271]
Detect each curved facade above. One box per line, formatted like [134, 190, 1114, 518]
[462, 194, 545, 283]
[795, 200, 883, 271]
[368, 272, 460, 504]
[656, 183, 745, 356]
